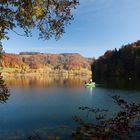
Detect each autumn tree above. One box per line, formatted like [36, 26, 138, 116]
[0, 0, 79, 43]
[92, 40, 140, 79]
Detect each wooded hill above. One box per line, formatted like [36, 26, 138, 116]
[0, 52, 94, 76]
[92, 40, 140, 79]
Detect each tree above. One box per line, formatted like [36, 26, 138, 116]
[0, 73, 9, 103]
[0, 45, 9, 103]
[0, 0, 79, 43]
[92, 40, 140, 79]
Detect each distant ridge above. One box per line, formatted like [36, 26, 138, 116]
[0, 52, 94, 76]
[19, 52, 83, 56]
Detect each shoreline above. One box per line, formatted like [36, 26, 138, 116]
[0, 67, 92, 77]
[1, 72, 92, 77]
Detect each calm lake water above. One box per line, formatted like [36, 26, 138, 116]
[0, 76, 140, 139]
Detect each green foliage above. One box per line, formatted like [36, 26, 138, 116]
[0, 67, 18, 73]
[92, 40, 140, 79]
[0, 0, 79, 41]
[0, 74, 9, 103]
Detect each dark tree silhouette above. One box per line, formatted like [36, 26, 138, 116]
[92, 40, 140, 79]
[0, 73, 9, 103]
[0, 45, 9, 103]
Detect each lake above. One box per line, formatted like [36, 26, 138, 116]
[0, 76, 140, 139]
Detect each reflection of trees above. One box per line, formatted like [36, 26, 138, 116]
[95, 78, 140, 90]
[4, 76, 90, 88]
[0, 73, 9, 103]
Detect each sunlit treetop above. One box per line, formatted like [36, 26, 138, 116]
[0, 0, 79, 42]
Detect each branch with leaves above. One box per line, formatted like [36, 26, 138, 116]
[72, 96, 140, 140]
[0, 73, 10, 103]
[0, 0, 79, 43]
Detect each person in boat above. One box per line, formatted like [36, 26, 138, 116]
[84, 79, 92, 85]
[85, 79, 94, 85]
[89, 79, 92, 84]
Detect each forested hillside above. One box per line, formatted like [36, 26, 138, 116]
[0, 52, 94, 76]
[92, 40, 140, 79]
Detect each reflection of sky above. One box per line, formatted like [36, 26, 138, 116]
[2, 0, 140, 58]
[85, 87, 94, 95]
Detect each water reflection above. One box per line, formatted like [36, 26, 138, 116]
[89, 87, 93, 95]
[0, 76, 140, 139]
[95, 78, 140, 91]
[3, 75, 90, 88]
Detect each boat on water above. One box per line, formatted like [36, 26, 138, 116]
[84, 82, 95, 88]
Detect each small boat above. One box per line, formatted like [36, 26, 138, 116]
[84, 82, 95, 88]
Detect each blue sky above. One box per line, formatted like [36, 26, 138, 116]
[2, 0, 140, 58]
